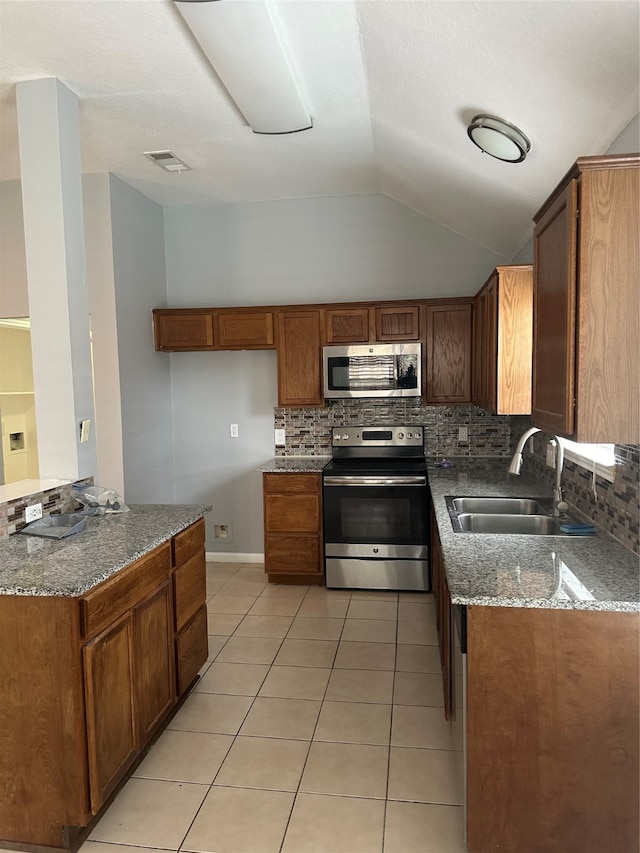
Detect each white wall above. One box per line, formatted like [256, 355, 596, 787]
[0, 181, 29, 318]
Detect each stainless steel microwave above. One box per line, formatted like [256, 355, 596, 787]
[322, 343, 422, 399]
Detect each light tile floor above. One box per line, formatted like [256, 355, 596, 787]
[81, 561, 466, 853]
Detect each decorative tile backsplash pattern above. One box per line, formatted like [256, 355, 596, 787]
[275, 399, 512, 458]
[0, 478, 93, 540]
[510, 416, 639, 556]
[273, 402, 639, 556]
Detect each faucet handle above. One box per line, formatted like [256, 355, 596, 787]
[556, 500, 569, 515]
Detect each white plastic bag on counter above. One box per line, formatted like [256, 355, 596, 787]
[72, 484, 129, 514]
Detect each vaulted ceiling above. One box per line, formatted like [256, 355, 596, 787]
[0, 0, 638, 258]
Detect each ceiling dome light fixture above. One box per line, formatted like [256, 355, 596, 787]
[467, 114, 531, 163]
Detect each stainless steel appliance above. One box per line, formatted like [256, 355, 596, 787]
[323, 426, 430, 590]
[322, 343, 421, 399]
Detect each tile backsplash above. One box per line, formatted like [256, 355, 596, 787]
[274, 400, 639, 556]
[0, 478, 93, 540]
[510, 416, 639, 556]
[275, 399, 512, 458]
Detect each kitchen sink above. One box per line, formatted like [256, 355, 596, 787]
[455, 513, 564, 535]
[450, 497, 545, 515]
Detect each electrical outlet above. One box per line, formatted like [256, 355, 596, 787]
[275, 428, 286, 446]
[214, 523, 232, 540]
[79, 419, 91, 443]
[229, 423, 239, 438]
[25, 502, 43, 523]
[458, 426, 469, 443]
[546, 443, 556, 468]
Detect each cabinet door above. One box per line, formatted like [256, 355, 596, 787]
[496, 267, 533, 415]
[324, 308, 370, 343]
[176, 605, 209, 695]
[471, 296, 483, 406]
[375, 305, 420, 341]
[215, 311, 275, 349]
[153, 312, 215, 351]
[84, 613, 137, 814]
[425, 304, 471, 404]
[276, 311, 323, 406]
[134, 580, 175, 746]
[532, 179, 578, 435]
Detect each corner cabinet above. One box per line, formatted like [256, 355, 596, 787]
[0, 519, 208, 850]
[263, 472, 324, 584]
[472, 265, 533, 414]
[424, 303, 472, 404]
[532, 154, 639, 442]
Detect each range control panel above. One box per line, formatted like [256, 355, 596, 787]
[331, 426, 424, 448]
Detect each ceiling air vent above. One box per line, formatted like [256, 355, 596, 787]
[143, 150, 192, 172]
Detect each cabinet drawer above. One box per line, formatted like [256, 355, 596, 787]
[263, 473, 320, 495]
[81, 543, 171, 640]
[215, 311, 275, 349]
[265, 534, 321, 573]
[265, 494, 320, 532]
[176, 605, 209, 696]
[173, 518, 205, 567]
[173, 550, 207, 632]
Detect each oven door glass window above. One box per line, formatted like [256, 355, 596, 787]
[323, 483, 427, 546]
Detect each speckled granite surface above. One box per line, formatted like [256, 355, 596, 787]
[0, 504, 211, 597]
[259, 457, 330, 473]
[428, 460, 639, 612]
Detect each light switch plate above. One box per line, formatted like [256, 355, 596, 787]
[275, 429, 286, 446]
[546, 443, 556, 468]
[229, 423, 239, 438]
[79, 419, 91, 443]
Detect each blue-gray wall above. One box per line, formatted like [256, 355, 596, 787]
[163, 193, 507, 554]
[109, 174, 174, 503]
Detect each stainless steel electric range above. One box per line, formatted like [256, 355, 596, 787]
[322, 425, 430, 591]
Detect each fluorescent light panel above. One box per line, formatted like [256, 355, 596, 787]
[173, 0, 312, 135]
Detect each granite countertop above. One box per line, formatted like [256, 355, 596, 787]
[428, 460, 639, 613]
[259, 456, 330, 473]
[0, 504, 211, 598]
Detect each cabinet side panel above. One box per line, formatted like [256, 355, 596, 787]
[467, 606, 639, 853]
[0, 597, 89, 845]
[496, 268, 533, 415]
[577, 166, 640, 442]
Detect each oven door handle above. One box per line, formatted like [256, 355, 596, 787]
[323, 476, 427, 486]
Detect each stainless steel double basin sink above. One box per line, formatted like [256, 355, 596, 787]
[446, 496, 594, 536]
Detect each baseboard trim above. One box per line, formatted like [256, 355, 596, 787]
[206, 552, 265, 563]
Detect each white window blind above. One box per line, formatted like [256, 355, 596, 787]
[557, 438, 616, 482]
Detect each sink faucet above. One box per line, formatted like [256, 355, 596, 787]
[508, 427, 567, 516]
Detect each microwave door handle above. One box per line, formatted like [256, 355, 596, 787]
[323, 476, 427, 486]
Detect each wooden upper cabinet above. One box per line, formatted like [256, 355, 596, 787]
[324, 307, 370, 343]
[214, 310, 275, 349]
[276, 310, 323, 407]
[473, 266, 533, 415]
[532, 154, 639, 442]
[375, 305, 420, 341]
[153, 311, 215, 352]
[323, 304, 421, 343]
[425, 303, 472, 404]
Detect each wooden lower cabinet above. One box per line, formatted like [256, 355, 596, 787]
[0, 519, 207, 850]
[83, 612, 137, 815]
[263, 472, 324, 584]
[465, 606, 639, 853]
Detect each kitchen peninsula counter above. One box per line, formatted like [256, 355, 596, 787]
[0, 503, 211, 597]
[427, 459, 639, 612]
